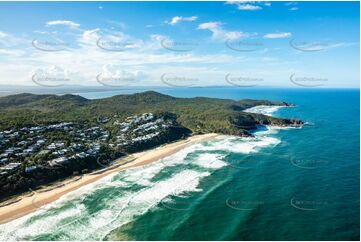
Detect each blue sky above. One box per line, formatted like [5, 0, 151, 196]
[0, 1, 359, 88]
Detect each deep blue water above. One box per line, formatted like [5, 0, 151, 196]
[0, 88, 359, 241]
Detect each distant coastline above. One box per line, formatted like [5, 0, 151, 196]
[0, 86, 358, 98]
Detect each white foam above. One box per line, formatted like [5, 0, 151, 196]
[191, 132, 280, 155]
[193, 153, 227, 169]
[121, 162, 166, 186]
[60, 170, 210, 240]
[243, 105, 284, 116]
[0, 203, 86, 241]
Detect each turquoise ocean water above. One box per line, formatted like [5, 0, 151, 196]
[0, 88, 359, 240]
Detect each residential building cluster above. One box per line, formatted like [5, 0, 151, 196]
[114, 113, 175, 147]
[0, 112, 178, 177]
[0, 122, 108, 176]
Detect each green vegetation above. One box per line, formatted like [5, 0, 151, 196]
[0, 91, 302, 135]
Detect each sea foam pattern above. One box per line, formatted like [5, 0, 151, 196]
[0, 106, 288, 241]
[243, 105, 284, 116]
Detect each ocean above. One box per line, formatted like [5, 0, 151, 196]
[0, 88, 359, 240]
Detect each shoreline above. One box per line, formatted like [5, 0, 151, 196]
[0, 133, 219, 225]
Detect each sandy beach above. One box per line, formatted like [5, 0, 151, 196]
[0, 133, 219, 225]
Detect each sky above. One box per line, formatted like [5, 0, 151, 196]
[0, 1, 359, 88]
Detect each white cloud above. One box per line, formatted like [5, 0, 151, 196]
[30, 65, 71, 87]
[264, 32, 292, 39]
[8, 26, 356, 88]
[33, 30, 48, 34]
[198, 22, 248, 41]
[0, 27, 245, 86]
[238, 4, 262, 10]
[261, 57, 278, 62]
[167, 16, 198, 25]
[0, 11, 357, 88]
[99, 64, 145, 83]
[0, 31, 9, 38]
[0, 49, 26, 57]
[78, 28, 100, 46]
[291, 41, 356, 51]
[289, 7, 299, 11]
[32, 65, 69, 78]
[0, 31, 24, 47]
[226, 1, 268, 11]
[78, 28, 143, 52]
[150, 34, 169, 43]
[46, 20, 80, 29]
[323, 42, 356, 49]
